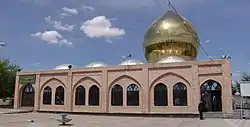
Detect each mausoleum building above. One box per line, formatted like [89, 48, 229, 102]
[14, 10, 233, 116]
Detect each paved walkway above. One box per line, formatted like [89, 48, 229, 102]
[0, 112, 250, 127]
[0, 108, 32, 115]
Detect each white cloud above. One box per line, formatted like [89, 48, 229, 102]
[31, 62, 41, 66]
[60, 13, 70, 18]
[201, 39, 211, 45]
[80, 16, 125, 42]
[62, 7, 78, 15]
[81, 4, 95, 11]
[44, 16, 75, 32]
[31, 31, 62, 44]
[205, 39, 211, 43]
[45, 16, 52, 23]
[31, 30, 72, 45]
[53, 21, 75, 32]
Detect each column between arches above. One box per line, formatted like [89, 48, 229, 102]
[67, 72, 73, 112]
[34, 73, 41, 111]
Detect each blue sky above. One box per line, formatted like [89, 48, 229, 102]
[0, 0, 250, 80]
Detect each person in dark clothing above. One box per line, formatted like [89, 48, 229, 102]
[201, 94, 207, 112]
[198, 101, 205, 120]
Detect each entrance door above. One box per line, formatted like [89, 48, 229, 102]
[200, 80, 222, 112]
[21, 83, 34, 107]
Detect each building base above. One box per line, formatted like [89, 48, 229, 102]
[37, 110, 199, 118]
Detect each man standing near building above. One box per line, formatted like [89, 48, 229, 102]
[198, 100, 205, 120]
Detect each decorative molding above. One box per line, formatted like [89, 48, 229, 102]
[19, 75, 36, 84]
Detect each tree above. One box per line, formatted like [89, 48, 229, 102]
[232, 81, 240, 95]
[241, 72, 250, 81]
[0, 58, 21, 98]
[231, 72, 250, 95]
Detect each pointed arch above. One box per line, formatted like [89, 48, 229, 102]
[73, 76, 101, 91]
[109, 75, 141, 91]
[43, 86, 52, 105]
[200, 79, 222, 90]
[150, 72, 191, 90]
[40, 78, 66, 102]
[40, 78, 66, 91]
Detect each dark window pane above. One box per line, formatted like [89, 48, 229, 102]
[111, 84, 123, 106]
[173, 82, 187, 106]
[55, 86, 64, 105]
[89, 85, 99, 106]
[75, 85, 85, 105]
[43, 86, 52, 105]
[127, 84, 139, 106]
[154, 83, 168, 106]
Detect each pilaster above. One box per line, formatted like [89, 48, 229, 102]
[101, 69, 108, 113]
[66, 71, 73, 112]
[142, 68, 149, 113]
[192, 64, 199, 113]
[34, 73, 41, 111]
[14, 74, 20, 109]
[222, 60, 233, 113]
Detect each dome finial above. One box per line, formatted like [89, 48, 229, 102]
[121, 52, 132, 60]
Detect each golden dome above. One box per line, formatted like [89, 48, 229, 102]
[143, 10, 199, 63]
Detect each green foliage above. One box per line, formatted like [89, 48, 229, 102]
[232, 81, 240, 95]
[241, 72, 250, 81]
[232, 72, 250, 95]
[0, 58, 21, 98]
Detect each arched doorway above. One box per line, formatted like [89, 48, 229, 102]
[200, 80, 222, 112]
[21, 83, 35, 107]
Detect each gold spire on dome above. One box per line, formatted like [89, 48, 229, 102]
[143, 9, 199, 63]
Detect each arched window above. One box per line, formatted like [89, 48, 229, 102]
[173, 82, 187, 106]
[75, 85, 85, 105]
[89, 85, 99, 106]
[111, 84, 123, 106]
[127, 84, 139, 106]
[43, 86, 52, 105]
[154, 83, 168, 106]
[55, 86, 64, 105]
